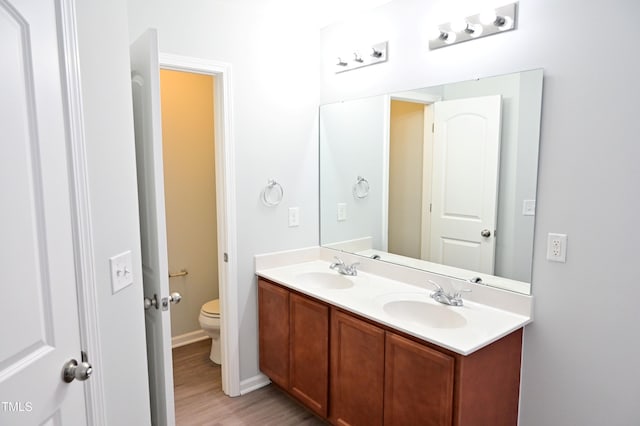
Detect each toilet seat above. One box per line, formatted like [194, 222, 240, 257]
[201, 299, 220, 318]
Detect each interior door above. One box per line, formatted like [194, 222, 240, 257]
[0, 0, 87, 424]
[130, 29, 176, 426]
[430, 95, 502, 274]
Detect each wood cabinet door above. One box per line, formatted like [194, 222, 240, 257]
[384, 332, 455, 426]
[330, 309, 385, 426]
[258, 279, 290, 388]
[290, 293, 329, 417]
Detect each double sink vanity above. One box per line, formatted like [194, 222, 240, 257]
[255, 68, 542, 425]
[255, 247, 532, 425]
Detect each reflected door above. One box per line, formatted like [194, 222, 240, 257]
[430, 95, 502, 274]
[0, 0, 86, 424]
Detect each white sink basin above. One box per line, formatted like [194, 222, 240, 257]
[296, 272, 355, 290]
[377, 293, 467, 329]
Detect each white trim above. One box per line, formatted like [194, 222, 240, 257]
[239, 373, 270, 395]
[420, 104, 435, 261]
[380, 95, 391, 252]
[390, 91, 442, 104]
[59, 0, 106, 424]
[158, 53, 240, 397]
[171, 330, 209, 348]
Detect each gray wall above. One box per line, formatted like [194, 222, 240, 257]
[320, 0, 640, 424]
[76, 0, 151, 423]
[127, 0, 320, 384]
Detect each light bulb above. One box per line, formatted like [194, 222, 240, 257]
[468, 24, 483, 38]
[428, 26, 444, 41]
[450, 19, 468, 33]
[479, 10, 497, 25]
[444, 32, 457, 44]
[497, 15, 514, 31]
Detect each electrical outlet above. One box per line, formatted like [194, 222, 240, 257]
[546, 233, 567, 262]
[288, 207, 300, 227]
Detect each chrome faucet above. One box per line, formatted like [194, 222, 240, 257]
[427, 280, 471, 307]
[329, 256, 359, 276]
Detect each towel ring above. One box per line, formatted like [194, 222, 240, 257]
[261, 179, 284, 207]
[352, 176, 370, 199]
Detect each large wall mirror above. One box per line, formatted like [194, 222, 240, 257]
[320, 69, 543, 295]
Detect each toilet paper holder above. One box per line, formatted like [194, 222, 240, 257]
[168, 269, 188, 278]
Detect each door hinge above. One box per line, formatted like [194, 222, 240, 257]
[429, 203, 432, 213]
[432, 123, 434, 133]
[223, 252, 229, 263]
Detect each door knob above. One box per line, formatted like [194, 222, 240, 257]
[161, 292, 182, 311]
[169, 292, 182, 304]
[62, 358, 92, 383]
[144, 294, 158, 310]
[480, 229, 492, 238]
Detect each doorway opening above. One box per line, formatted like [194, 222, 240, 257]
[159, 68, 219, 348]
[386, 97, 435, 263]
[159, 53, 240, 400]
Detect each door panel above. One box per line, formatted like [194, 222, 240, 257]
[0, 0, 85, 424]
[330, 310, 384, 426]
[290, 293, 329, 417]
[258, 279, 290, 388]
[430, 95, 502, 274]
[384, 333, 454, 426]
[130, 28, 175, 426]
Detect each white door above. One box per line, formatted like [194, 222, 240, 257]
[430, 95, 502, 274]
[0, 0, 87, 425]
[130, 29, 176, 426]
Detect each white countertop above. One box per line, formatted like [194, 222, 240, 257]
[255, 257, 532, 356]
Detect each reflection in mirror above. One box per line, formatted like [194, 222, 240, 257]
[320, 69, 543, 295]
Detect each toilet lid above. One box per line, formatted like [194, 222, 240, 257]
[202, 299, 220, 316]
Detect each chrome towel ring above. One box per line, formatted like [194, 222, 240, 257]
[352, 176, 370, 199]
[261, 179, 284, 206]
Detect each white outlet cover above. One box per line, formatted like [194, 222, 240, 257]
[546, 233, 567, 263]
[110, 250, 134, 294]
[288, 207, 300, 227]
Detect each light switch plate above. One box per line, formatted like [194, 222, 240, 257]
[522, 199, 536, 216]
[337, 203, 347, 221]
[110, 250, 133, 294]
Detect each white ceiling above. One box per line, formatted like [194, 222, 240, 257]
[216, 0, 395, 28]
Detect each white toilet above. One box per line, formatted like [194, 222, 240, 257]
[199, 299, 221, 364]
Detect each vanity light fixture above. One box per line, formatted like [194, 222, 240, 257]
[429, 2, 517, 50]
[334, 41, 388, 74]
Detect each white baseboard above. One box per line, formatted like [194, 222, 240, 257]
[172, 330, 209, 348]
[239, 373, 270, 395]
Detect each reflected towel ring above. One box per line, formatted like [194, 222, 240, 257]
[352, 176, 370, 199]
[261, 179, 284, 207]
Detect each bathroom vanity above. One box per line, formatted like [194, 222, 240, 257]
[255, 249, 532, 426]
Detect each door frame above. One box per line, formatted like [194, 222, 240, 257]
[58, 0, 107, 423]
[158, 53, 240, 396]
[420, 104, 435, 260]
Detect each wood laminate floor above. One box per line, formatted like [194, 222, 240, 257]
[172, 339, 327, 426]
